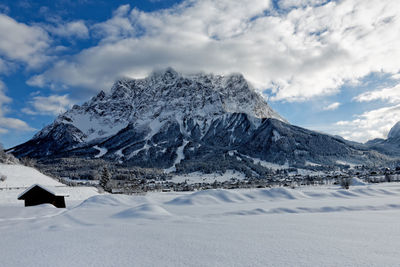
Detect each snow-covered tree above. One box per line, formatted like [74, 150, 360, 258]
[0, 143, 18, 164]
[100, 167, 111, 191]
[340, 177, 352, 190]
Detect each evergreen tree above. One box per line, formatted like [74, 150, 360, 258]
[100, 166, 111, 191]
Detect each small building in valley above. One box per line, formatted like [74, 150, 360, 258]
[18, 184, 68, 208]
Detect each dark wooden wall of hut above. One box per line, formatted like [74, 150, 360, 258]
[21, 186, 66, 208]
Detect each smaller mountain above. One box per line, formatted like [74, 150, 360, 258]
[366, 121, 400, 156]
[388, 122, 400, 139]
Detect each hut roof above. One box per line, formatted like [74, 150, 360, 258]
[18, 184, 69, 199]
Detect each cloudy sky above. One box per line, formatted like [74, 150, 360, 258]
[0, 0, 400, 148]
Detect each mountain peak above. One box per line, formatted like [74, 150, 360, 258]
[11, 69, 305, 169]
[151, 67, 179, 78]
[25, 69, 286, 147]
[105, 69, 286, 124]
[388, 121, 400, 139]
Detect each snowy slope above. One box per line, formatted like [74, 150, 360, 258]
[0, 163, 99, 205]
[1, 183, 400, 266]
[0, 164, 63, 188]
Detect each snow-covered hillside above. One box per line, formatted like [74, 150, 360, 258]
[0, 163, 99, 205]
[0, 164, 63, 188]
[1, 180, 400, 266]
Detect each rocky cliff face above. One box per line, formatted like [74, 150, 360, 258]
[10, 68, 391, 172]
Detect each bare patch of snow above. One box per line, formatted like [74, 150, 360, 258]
[272, 130, 282, 142]
[251, 157, 289, 170]
[115, 149, 124, 157]
[93, 146, 108, 158]
[67, 112, 127, 142]
[336, 160, 359, 168]
[228, 150, 237, 156]
[165, 140, 189, 173]
[146, 119, 164, 140]
[305, 161, 321, 167]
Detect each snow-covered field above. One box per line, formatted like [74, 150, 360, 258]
[1, 164, 400, 266]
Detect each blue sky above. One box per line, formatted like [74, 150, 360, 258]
[0, 0, 400, 148]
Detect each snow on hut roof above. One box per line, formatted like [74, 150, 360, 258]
[18, 184, 70, 199]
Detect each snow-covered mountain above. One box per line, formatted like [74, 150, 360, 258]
[34, 68, 285, 144]
[366, 121, 400, 156]
[388, 122, 400, 139]
[10, 68, 390, 171]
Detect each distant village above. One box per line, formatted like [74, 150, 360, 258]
[58, 164, 400, 194]
[3, 149, 400, 194]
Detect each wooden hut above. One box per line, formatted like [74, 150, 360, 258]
[18, 184, 68, 208]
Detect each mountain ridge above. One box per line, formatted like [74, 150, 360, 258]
[9, 68, 393, 173]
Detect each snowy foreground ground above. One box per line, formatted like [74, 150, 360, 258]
[1, 165, 400, 266]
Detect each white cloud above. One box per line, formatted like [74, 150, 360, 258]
[323, 102, 340, 111]
[391, 73, 400, 80]
[0, 80, 11, 117]
[0, 13, 51, 69]
[26, 0, 400, 101]
[334, 104, 400, 142]
[0, 58, 12, 74]
[336, 82, 400, 142]
[0, 81, 33, 133]
[26, 74, 46, 87]
[354, 83, 400, 104]
[0, 117, 33, 132]
[92, 4, 135, 43]
[45, 20, 89, 39]
[22, 94, 73, 116]
[278, 0, 327, 9]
